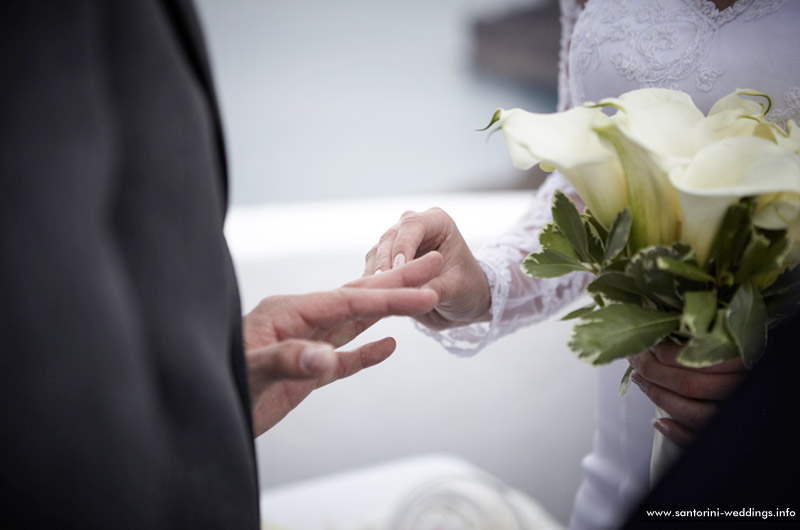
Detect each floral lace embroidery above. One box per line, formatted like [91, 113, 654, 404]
[569, 0, 769, 96]
[693, 0, 753, 24]
[744, 0, 787, 20]
[767, 87, 800, 128]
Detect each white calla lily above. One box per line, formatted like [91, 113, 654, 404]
[774, 119, 800, 153]
[706, 89, 769, 139]
[494, 88, 800, 268]
[496, 106, 627, 228]
[708, 89, 769, 118]
[755, 191, 800, 269]
[669, 136, 800, 265]
[599, 88, 715, 158]
[593, 120, 682, 250]
[753, 192, 800, 229]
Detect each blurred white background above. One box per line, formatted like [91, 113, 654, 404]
[195, 0, 597, 526]
[195, 0, 559, 204]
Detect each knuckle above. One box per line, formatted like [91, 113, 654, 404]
[400, 210, 420, 220]
[426, 206, 452, 222]
[378, 228, 398, 244]
[398, 213, 423, 228]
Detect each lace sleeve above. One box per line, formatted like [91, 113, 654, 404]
[416, 171, 592, 356]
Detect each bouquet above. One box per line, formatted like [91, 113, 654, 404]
[486, 88, 800, 480]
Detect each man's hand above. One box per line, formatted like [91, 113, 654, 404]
[243, 252, 443, 436]
[628, 342, 747, 447]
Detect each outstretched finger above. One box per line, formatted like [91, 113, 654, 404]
[319, 337, 397, 386]
[285, 287, 439, 340]
[336, 287, 440, 321]
[350, 251, 444, 290]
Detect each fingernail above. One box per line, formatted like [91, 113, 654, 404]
[393, 254, 405, 268]
[374, 269, 384, 275]
[651, 418, 670, 437]
[300, 345, 334, 374]
[631, 372, 649, 393]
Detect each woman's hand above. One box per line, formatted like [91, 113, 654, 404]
[363, 208, 492, 330]
[628, 342, 747, 447]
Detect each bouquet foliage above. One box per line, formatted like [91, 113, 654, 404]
[487, 88, 800, 389]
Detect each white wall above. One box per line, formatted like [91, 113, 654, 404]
[225, 191, 597, 525]
[194, 0, 557, 205]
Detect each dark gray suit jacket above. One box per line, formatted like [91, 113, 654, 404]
[1, 1, 259, 528]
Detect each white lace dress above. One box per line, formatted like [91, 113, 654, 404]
[422, 1, 800, 529]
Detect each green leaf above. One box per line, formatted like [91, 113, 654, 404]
[585, 220, 606, 265]
[681, 290, 717, 335]
[586, 271, 643, 305]
[600, 259, 629, 273]
[568, 304, 680, 365]
[551, 190, 591, 263]
[603, 208, 632, 264]
[584, 208, 609, 242]
[677, 309, 739, 367]
[727, 282, 768, 368]
[619, 364, 635, 397]
[742, 230, 792, 282]
[734, 231, 769, 280]
[626, 247, 684, 311]
[735, 229, 789, 283]
[708, 200, 755, 274]
[561, 302, 598, 321]
[521, 250, 590, 278]
[538, 222, 580, 260]
[656, 257, 714, 283]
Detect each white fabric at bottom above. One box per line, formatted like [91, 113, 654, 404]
[567, 361, 655, 530]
